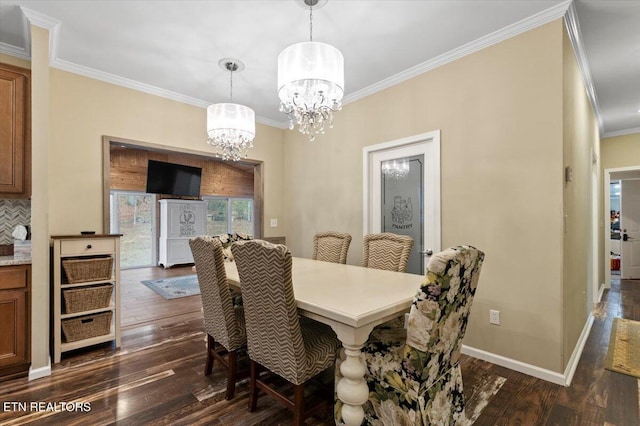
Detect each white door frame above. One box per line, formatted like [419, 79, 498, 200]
[589, 153, 598, 305]
[604, 165, 640, 289]
[363, 130, 441, 260]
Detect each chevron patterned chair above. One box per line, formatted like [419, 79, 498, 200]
[189, 236, 247, 400]
[362, 232, 414, 273]
[231, 239, 341, 426]
[313, 231, 352, 264]
[335, 245, 484, 425]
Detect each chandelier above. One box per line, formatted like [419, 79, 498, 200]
[382, 159, 410, 180]
[207, 59, 255, 161]
[278, 0, 344, 142]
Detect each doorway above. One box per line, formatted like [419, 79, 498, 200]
[604, 166, 640, 285]
[364, 131, 441, 274]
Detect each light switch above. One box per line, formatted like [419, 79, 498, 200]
[270, 218, 278, 228]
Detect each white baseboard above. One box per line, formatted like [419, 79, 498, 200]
[597, 283, 605, 302]
[461, 345, 566, 385]
[462, 314, 594, 387]
[28, 357, 51, 381]
[563, 313, 594, 386]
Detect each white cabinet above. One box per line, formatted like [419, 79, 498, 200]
[51, 234, 121, 363]
[158, 199, 206, 268]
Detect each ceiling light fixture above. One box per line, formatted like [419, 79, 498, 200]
[278, 0, 344, 142]
[207, 59, 255, 161]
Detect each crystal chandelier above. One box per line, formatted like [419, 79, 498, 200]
[278, 0, 344, 142]
[207, 60, 255, 161]
[382, 159, 410, 180]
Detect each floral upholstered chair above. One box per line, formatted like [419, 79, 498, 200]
[210, 232, 252, 307]
[214, 232, 253, 261]
[335, 245, 484, 425]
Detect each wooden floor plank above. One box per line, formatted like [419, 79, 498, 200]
[1, 269, 638, 425]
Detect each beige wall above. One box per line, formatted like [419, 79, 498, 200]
[19, 15, 604, 377]
[48, 69, 285, 237]
[284, 21, 566, 371]
[26, 44, 285, 371]
[601, 133, 640, 169]
[0, 54, 30, 69]
[29, 26, 51, 373]
[561, 26, 600, 370]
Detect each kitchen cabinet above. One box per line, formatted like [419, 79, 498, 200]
[51, 235, 121, 363]
[0, 264, 30, 380]
[0, 63, 30, 198]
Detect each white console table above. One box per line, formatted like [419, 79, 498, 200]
[158, 199, 206, 268]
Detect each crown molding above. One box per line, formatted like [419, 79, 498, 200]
[0, 5, 31, 60]
[20, 7, 60, 30]
[20, 7, 61, 61]
[51, 58, 211, 108]
[0, 42, 30, 61]
[256, 116, 288, 129]
[603, 127, 640, 139]
[50, 57, 286, 127]
[343, 0, 572, 105]
[564, 2, 604, 136]
[10, 2, 580, 132]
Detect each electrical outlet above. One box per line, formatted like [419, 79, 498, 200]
[489, 309, 500, 325]
[270, 218, 278, 228]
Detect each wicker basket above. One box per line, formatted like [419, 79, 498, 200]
[62, 256, 113, 283]
[61, 311, 112, 342]
[62, 284, 113, 314]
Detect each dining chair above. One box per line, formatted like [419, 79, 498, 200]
[189, 236, 247, 400]
[213, 232, 253, 261]
[231, 239, 341, 426]
[362, 232, 414, 272]
[335, 245, 485, 425]
[313, 231, 352, 264]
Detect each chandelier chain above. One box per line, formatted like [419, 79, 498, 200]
[309, 3, 313, 41]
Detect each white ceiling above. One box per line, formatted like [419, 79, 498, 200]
[0, 0, 638, 136]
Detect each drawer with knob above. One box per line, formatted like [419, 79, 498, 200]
[60, 239, 116, 256]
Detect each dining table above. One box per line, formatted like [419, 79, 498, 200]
[224, 256, 423, 426]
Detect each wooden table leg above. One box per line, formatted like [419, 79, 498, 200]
[336, 343, 368, 425]
[330, 323, 374, 426]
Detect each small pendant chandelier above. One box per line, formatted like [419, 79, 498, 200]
[278, 0, 344, 142]
[207, 59, 255, 161]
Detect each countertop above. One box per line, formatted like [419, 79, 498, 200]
[0, 255, 32, 266]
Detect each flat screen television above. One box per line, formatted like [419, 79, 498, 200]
[145, 160, 202, 197]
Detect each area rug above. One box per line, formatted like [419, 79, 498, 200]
[605, 317, 640, 379]
[141, 274, 200, 300]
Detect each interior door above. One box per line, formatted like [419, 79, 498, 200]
[366, 132, 440, 274]
[621, 179, 640, 278]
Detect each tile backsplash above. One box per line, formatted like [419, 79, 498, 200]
[0, 199, 31, 245]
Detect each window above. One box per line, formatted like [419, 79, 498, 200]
[110, 191, 157, 269]
[204, 196, 254, 236]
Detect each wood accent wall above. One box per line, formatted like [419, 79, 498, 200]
[109, 146, 253, 197]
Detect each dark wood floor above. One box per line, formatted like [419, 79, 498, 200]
[120, 265, 202, 328]
[0, 268, 638, 425]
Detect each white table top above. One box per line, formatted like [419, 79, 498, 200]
[225, 257, 423, 329]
